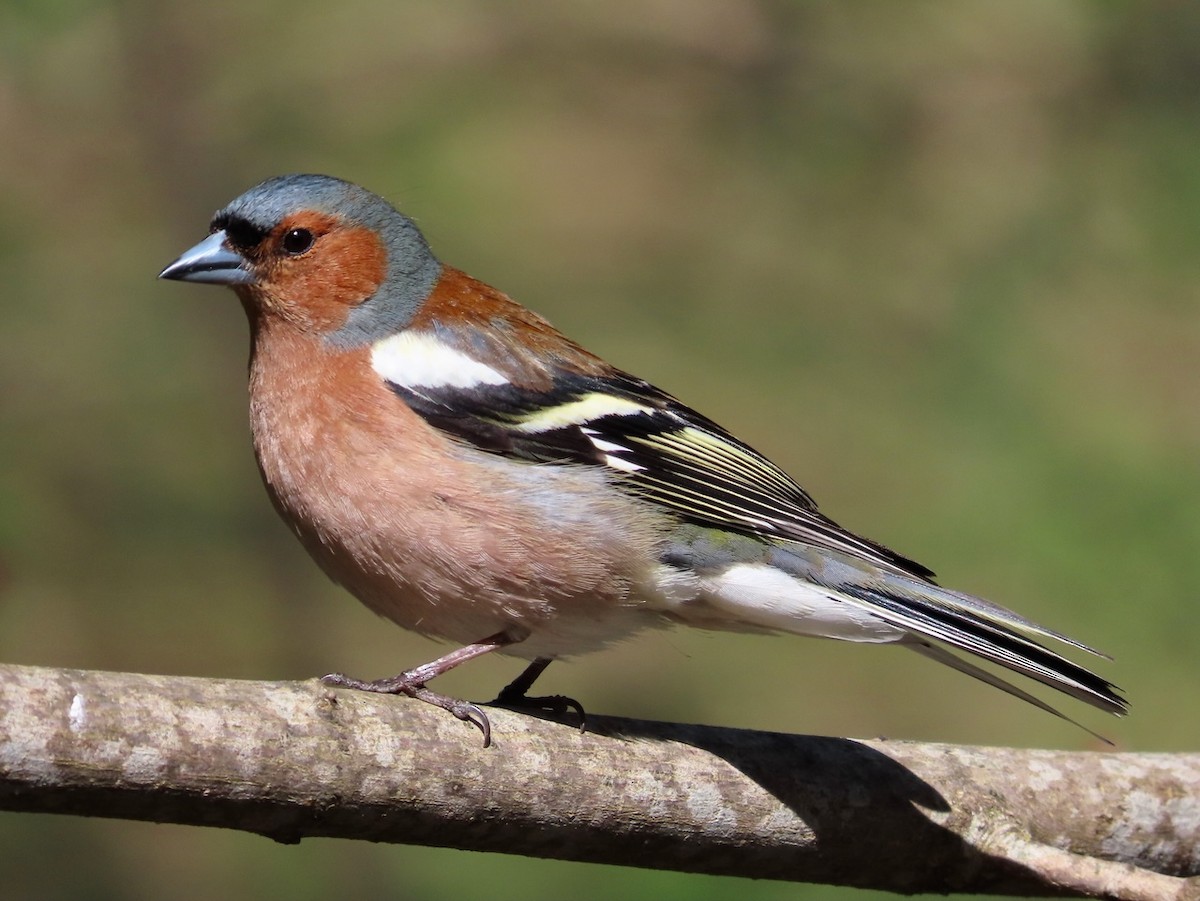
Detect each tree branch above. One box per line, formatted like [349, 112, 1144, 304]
[0, 663, 1195, 899]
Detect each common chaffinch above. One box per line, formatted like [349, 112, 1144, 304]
[160, 174, 1126, 746]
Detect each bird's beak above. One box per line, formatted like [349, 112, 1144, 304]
[158, 230, 256, 285]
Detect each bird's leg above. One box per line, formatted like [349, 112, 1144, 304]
[322, 632, 516, 747]
[492, 657, 587, 733]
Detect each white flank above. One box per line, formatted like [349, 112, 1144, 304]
[695, 564, 905, 642]
[371, 331, 509, 390]
[649, 564, 702, 605]
[515, 394, 651, 433]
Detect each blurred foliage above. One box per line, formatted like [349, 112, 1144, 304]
[1, 1, 1197, 899]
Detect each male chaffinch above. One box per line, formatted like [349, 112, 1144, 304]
[160, 174, 1126, 746]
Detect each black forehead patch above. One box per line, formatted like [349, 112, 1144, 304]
[212, 212, 269, 253]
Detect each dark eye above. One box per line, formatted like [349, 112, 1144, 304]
[281, 228, 314, 255]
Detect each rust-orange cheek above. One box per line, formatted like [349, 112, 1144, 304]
[261, 225, 389, 334]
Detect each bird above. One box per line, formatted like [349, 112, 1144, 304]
[159, 173, 1126, 746]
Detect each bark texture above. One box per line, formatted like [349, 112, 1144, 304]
[0, 663, 1196, 899]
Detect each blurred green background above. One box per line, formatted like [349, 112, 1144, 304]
[1, 2, 1197, 899]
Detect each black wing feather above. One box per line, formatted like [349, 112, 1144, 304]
[387, 367, 936, 581]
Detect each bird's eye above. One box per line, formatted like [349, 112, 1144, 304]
[281, 228, 314, 255]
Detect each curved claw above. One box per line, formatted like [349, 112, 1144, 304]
[542, 694, 587, 733]
[565, 697, 588, 734]
[450, 701, 493, 748]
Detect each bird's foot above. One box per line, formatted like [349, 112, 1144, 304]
[491, 683, 587, 734]
[321, 671, 493, 747]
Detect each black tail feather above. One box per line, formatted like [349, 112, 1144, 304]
[836, 582, 1127, 718]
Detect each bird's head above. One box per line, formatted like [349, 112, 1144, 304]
[159, 174, 442, 344]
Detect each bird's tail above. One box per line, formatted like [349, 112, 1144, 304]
[832, 573, 1127, 738]
[668, 538, 1126, 735]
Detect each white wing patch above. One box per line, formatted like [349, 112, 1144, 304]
[599, 454, 644, 473]
[371, 331, 509, 390]
[580, 427, 646, 473]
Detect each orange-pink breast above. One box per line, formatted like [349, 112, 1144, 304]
[243, 316, 670, 657]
